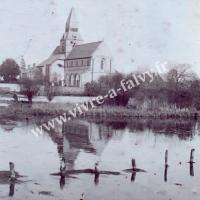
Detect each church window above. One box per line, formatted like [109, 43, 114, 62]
[69, 74, 75, 86]
[101, 58, 105, 69]
[87, 59, 91, 66]
[75, 74, 80, 87]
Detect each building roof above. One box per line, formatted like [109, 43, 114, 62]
[37, 51, 65, 67]
[67, 41, 102, 60]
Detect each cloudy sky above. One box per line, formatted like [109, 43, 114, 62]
[0, 0, 200, 73]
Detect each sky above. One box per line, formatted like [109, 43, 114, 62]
[0, 0, 200, 73]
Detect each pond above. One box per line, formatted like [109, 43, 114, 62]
[0, 118, 200, 200]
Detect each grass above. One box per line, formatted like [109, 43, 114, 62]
[83, 105, 200, 120]
[0, 101, 199, 120]
[0, 102, 74, 119]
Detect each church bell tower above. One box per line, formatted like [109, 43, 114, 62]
[60, 8, 84, 55]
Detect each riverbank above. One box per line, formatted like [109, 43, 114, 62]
[0, 102, 199, 120]
[83, 106, 199, 120]
[0, 102, 73, 120]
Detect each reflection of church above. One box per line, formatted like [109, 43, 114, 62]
[48, 120, 114, 170]
[37, 8, 113, 92]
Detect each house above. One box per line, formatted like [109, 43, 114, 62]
[19, 56, 36, 80]
[37, 8, 112, 93]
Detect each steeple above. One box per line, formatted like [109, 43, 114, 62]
[60, 8, 83, 55]
[65, 8, 78, 33]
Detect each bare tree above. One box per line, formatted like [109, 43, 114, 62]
[166, 64, 196, 90]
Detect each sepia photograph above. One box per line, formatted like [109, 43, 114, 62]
[1, 0, 200, 199]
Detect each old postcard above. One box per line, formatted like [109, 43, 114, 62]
[0, 0, 200, 199]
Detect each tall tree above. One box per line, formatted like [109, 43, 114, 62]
[0, 59, 20, 82]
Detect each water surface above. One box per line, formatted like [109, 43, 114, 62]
[0, 118, 200, 200]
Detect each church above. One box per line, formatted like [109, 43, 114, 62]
[37, 8, 113, 92]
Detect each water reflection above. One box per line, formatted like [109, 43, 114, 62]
[190, 163, 194, 177]
[164, 165, 168, 182]
[47, 120, 115, 171]
[94, 173, 99, 185]
[9, 181, 15, 197]
[46, 118, 200, 186]
[86, 118, 198, 140]
[59, 176, 65, 190]
[131, 172, 136, 182]
[1, 118, 200, 200]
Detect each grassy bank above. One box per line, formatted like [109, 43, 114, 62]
[0, 101, 199, 120]
[0, 102, 74, 119]
[82, 106, 199, 120]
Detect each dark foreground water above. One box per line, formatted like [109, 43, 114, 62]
[0, 118, 200, 200]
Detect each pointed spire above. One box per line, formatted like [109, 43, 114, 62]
[58, 8, 84, 55]
[65, 8, 79, 33]
[20, 56, 26, 69]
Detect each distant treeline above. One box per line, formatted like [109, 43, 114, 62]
[84, 64, 200, 110]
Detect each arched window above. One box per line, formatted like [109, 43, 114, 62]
[101, 58, 105, 69]
[75, 74, 80, 87]
[73, 74, 77, 86]
[69, 74, 75, 87]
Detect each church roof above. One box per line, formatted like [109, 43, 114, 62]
[67, 41, 102, 60]
[37, 51, 65, 67]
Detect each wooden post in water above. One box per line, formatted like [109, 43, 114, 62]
[189, 149, 195, 176]
[132, 159, 136, 169]
[60, 158, 66, 178]
[165, 150, 168, 167]
[164, 150, 169, 182]
[94, 162, 99, 174]
[9, 162, 16, 180]
[190, 149, 195, 163]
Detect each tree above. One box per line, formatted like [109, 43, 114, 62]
[166, 64, 195, 91]
[165, 64, 196, 106]
[84, 72, 131, 106]
[84, 81, 100, 96]
[0, 59, 20, 82]
[20, 79, 40, 104]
